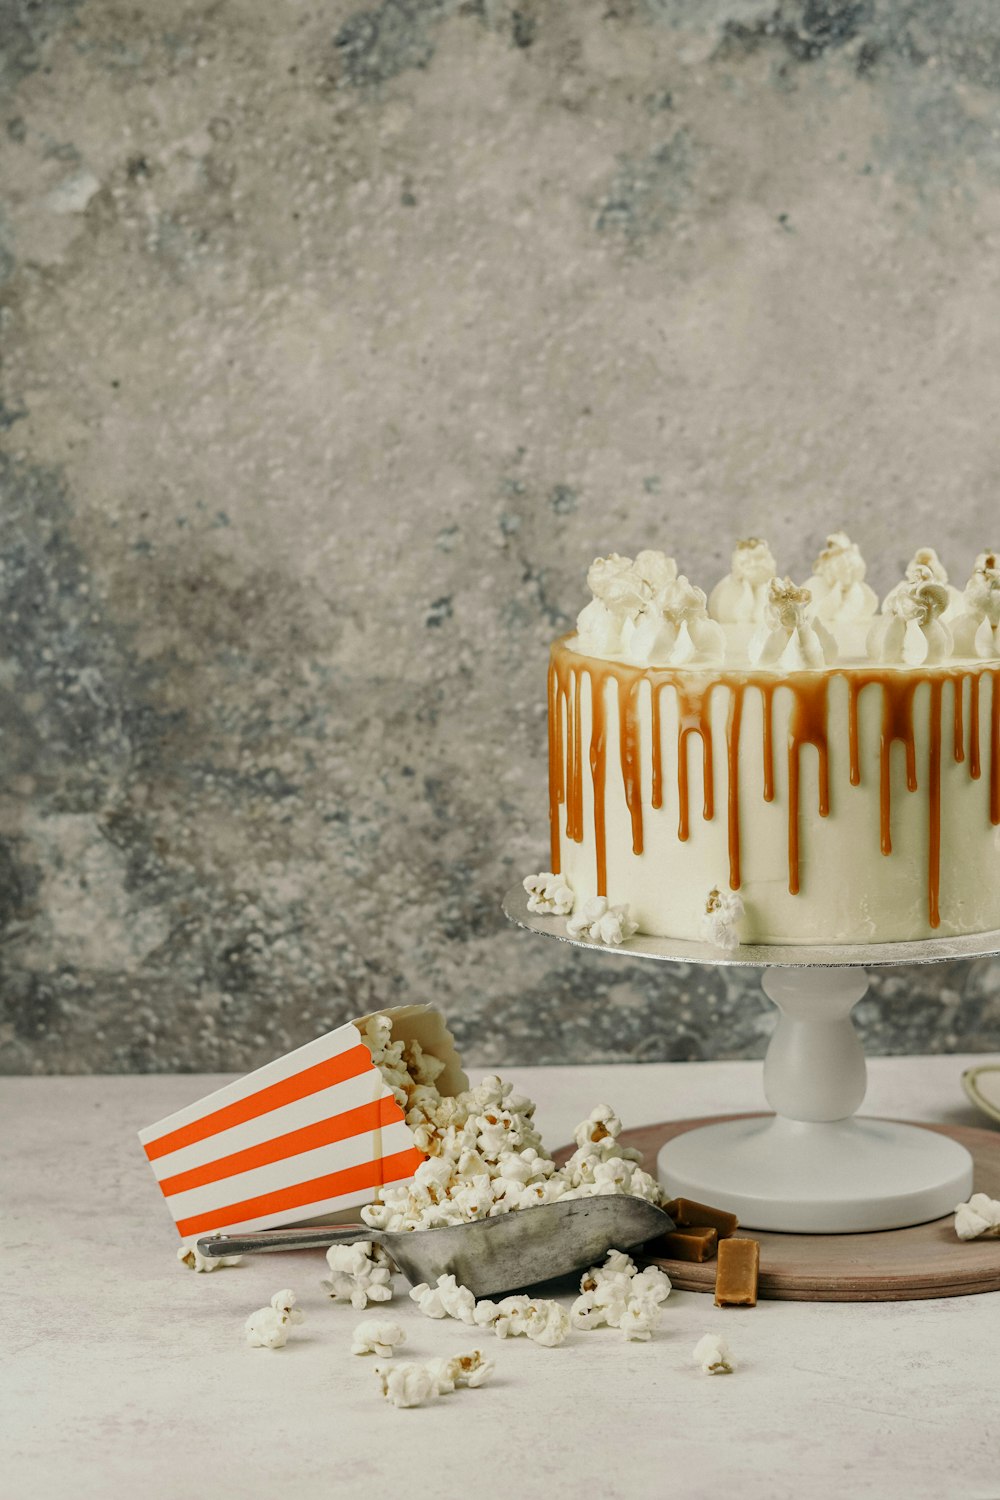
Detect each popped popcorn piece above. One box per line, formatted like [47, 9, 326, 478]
[954, 1192, 1000, 1240]
[409, 1275, 476, 1325]
[177, 1232, 242, 1272]
[523, 871, 575, 916]
[473, 1294, 570, 1347]
[376, 1361, 439, 1409]
[571, 1250, 671, 1339]
[322, 1241, 395, 1308]
[701, 887, 745, 952]
[693, 1333, 734, 1374]
[244, 1289, 305, 1350]
[351, 1320, 406, 1357]
[426, 1349, 495, 1392]
[566, 896, 638, 946]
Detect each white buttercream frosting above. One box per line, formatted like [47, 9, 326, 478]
[866, 566, 953, 665]
[804, 531, 878, 622]
[628, 577, 726, 667]
[708, 538, 777, 623]
[951, 553, 1000, 660]
[748, 578, 837, 669]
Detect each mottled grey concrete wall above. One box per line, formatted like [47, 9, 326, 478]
[2, 0, 1000, 1074]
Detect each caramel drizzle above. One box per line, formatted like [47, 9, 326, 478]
[547, 640, 1000, 929]
[787, 675, 830, 897]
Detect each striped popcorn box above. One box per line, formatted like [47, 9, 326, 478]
[139, 1004, 467, 1241]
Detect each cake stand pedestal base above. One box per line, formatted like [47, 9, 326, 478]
[658, 1115, 974, 1234]
[659, 965, 974, 1231]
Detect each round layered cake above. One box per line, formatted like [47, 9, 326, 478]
[542, 536, 1000, 945]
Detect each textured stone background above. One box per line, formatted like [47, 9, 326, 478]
[2, 0, 1000, 1075]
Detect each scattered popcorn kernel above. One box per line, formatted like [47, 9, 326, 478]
[322, 1241, 395, 1309]
[351, 1320, 406, 1358]
[571, 1250, 671, 1338]
[409, 1275, 476, 1324]
[427, 1350, 495, 1392]
[693, 1334, 734, 1374]
[376, 1361, 438, 1409]
[245, 1289, 305, 1350]
[954, 1192, 1000, 1240]
[177, 1232, 242, 1273]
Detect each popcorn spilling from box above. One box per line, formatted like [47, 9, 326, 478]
[141, 1005, 670, 1327]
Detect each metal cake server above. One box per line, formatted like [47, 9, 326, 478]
[198, 1195, 675, 1298]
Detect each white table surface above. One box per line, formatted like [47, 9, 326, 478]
[4, 1056, 1000, 1500]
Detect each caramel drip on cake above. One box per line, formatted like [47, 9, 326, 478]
[847, 678, 863, 786]
[618, 678, 644, 855]
[991, 671, 1000, 826]
[547, 657, 564, 869]
[878, 676, 919, 857]
[970, 674, 981, 780]
[547, 640, 1000, 929]
[650, 684, 664, 810]
[726, 685, 744, 891]
[677, 683, 714, 841]
[760, 683, 776, 802]
[589, 666, 608, 893]
[928, 677, 943, 929]
[787, 676, 830, 897]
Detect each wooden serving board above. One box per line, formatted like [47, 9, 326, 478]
[556, 1114, 1000, 1302]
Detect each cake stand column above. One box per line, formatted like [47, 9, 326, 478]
[659, 962, 974, 1233]
[761, 967, 868, 1122]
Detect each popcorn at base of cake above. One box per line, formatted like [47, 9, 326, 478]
[748, 578, 837, 670]
[700, 887, 745, 951]
[867, 567, 953, 665]
[954, 1192, 1000, 1240]
[245, 1289, 304, 1349]
[693, 1333, 735, 1374]
[804, 532, 878, 623]
[523, 871, 574, 916]
[566, 896, 638, 946]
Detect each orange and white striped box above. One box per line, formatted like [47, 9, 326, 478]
[139, 1005, 467, 1242]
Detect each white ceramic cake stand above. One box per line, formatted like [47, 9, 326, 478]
[502, 886, 993, 1233]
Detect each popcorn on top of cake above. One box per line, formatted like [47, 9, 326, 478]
[571, 540, 1000, 668]
[804, 532, 879, 623]
[867, 565, 954, 665]
[708, 538, 778, 623]
[748, 578, 837, 670]
[952, 553, 1000, 660]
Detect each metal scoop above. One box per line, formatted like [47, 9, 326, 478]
[198, 1195, 675, 1298]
